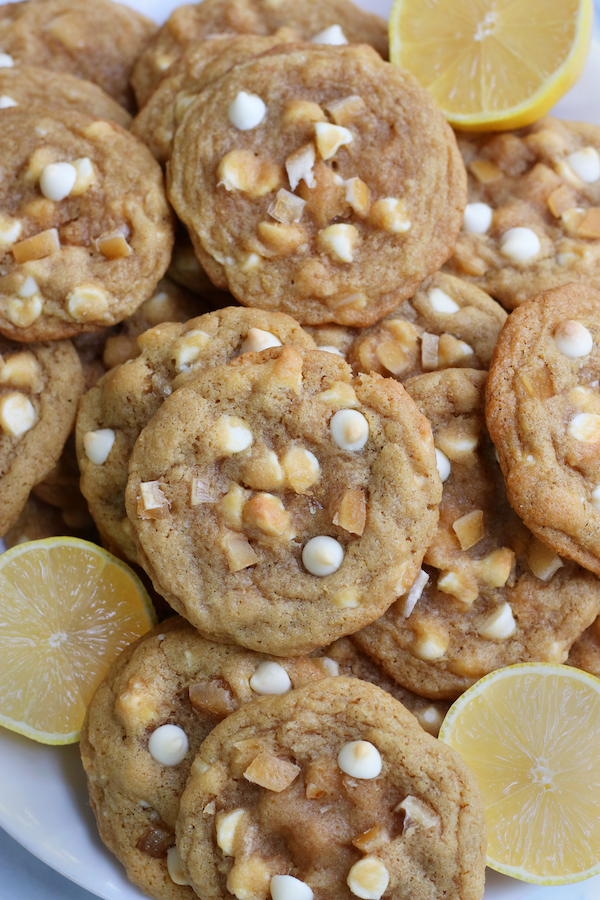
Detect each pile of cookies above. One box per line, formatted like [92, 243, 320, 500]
[3, 0, 600, 898]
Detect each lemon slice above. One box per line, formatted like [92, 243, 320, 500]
[439, 663, 600, 884]
[0, 537, 156, 745]
[389, 0, 593, 131]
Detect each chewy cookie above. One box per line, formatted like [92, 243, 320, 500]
[81, 616, 330, 900]
[349, 272, 507, 381]
[0, 336, 83, 537]
[176, 678, 486, 900]
[0, 108, 173, 342]
[168, 45, 466, 326]
[448, 117, 600, 309]
[0, 0, 156, 111]
[77, 307, 317, 563]
[131, 0, 389, 108]
[125, 345, 441, 655]
[354, 369, 600, 699]
[487, 283, 600, 575]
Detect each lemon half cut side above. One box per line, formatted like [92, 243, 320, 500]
[0, 537, 156, 745]
[389, 0, 594, 131]
[439, 662, 600, 885]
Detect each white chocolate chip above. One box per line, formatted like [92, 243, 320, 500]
[167, 846, 190, 886]
[0, 54, 14, 67]
[282, 446, 320, 493]
[0, 214, 22, 249]
[318, 656, 340, 676]
[499, 227, 541, 262]
[311, 24, 348, 45]
[215, 416, 253, 454]
[286, 142, 316, 191]
[271, 875, 313, 900]
[0, 392, 35, 437]
[250, 661, 292, 695]
[66, 284, 109, 321]
[347, 858, 389, 900]
[330, 409, 369, 450]
[302, 535, 344, 576]
[314, 122, 353, 160]
[174, 329, 210, 372]
[228, 91, 267, 130]
[568, 412, 600, 443]
[83, 428, 115, 464]
[477, 603, 516, 640]
[435, 448, 451, 482]
[71, 157, 95, 195]
[240, 328, 282, 354]
[18, 276, 39, 298]
[319, 345, 344, 356]
[420, 706, 443, 729]
[216, 809, 246, 856]
[338, 741, 382, 779]
[0, 95, 17, 108]
[7, 295, 42, 328]
[463, 202, 493, 234]
[553, 320, 593, 357]
[413, 633, 447, 661]
[318, 223, 359, 263]
[397, 795, 440, 830]
[369, 197, 411, 234]
[428, 288, 460, 314]
[404, 569, 429, 618]
[566, 147, 600, 183]
[39, 162, 77, 202]
[148, 724, 189, 766]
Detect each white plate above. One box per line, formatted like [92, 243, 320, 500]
[2, 2, 600, 899]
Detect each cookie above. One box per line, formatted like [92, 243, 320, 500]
[31, 431, 93, 531]
[568, 618, 600, 677]
[81, 616, 329, 900]
[486, 282, 600, 575]
[131, 0, 389, 108]
[168, 229, 235, 306]
[313, 639, 449, 736]
[0, 65, 131, 127]
[3, 493, 95, 548]
[304, 324, 355, 360]
[0, 336, 84, 537]
[0, 108, 173, 342]
[353, 369, 600, 699]
[125, 345, 441, 655]
[77, 307, 317, 563]
[168, 45, 466, 326]
[176, 678, 486, 900]
[349, 272, 507, 381]
[448, 117, 600, 309]
[0, 0, 156, 111]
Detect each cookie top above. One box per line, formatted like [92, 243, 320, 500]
[0, 65, 131, 127]
[77, 307, 317, 563]
[176, 678, 486, 900]
[354, 369, 600, 698]
[125, 345, 441, 655]
[81, 616, 330, 900]
[0, 336, 83, 536]
[0, 0, 156, 111]
[131, 0, 389, 107]
[0, 108, 173, 342]
[168, 45, 466, 326]
[486, 282, 600, 575]
[448, 117, 600, 309]
[349, 272, 507, 381]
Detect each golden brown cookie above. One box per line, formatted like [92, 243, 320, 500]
[176, 678, 486, 900]
[0, 336, 83, 537]
[354, 369, 600, 699]
[486, 283, 600, 575]
[77, 308, 317, 563]
[168, 45, 466, 326]
[0, 108, 173, 342]
[125, 345, 441, 655]
[131, 0, 389, 108]
[0, 0, 156, 111]
[448, 117, 600, 309]
[349, 273, 506, 381]
[81, 616, 328, 900]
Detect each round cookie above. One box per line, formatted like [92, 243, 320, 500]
[0, 0, 156, 112]
[168, 45, 466, 326]
[448, 117, 600, 309]
[349, 272, 507, 381]
[0, 108, 173, 342]
[353, 369, 600, 699]
[176, 678, 486, 900]
[486, 283, 600, 575]
[0, 66, 131, 127]
[131, 0, 389, 108]
[125, 345, 441, 655]
[0, 336, 84, 537]
[77, 307, 317, 563]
